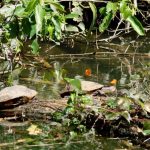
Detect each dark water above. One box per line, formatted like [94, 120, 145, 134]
[0, 35, 150, 149]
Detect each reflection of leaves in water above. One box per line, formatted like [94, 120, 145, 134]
[7, 68, 22, 85]
[51, 61, 66, 83]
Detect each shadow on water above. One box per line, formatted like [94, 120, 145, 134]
[0, 34, 150, 149]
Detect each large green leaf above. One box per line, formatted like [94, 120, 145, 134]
[35, 4, 45, 34]
[99, 12, 113, 32]
[88, 2, 97, 36]
[126, 16, 145, 36]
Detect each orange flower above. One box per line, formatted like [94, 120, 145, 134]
[110, 79, 117, 85]
[85, 68, 91, 76]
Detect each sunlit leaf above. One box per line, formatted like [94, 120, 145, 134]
[0, 5, 15, 17]
[65, 13, 79, 19]
[35, 4, 45, 34]
[49, 1, 65, 13]
[106, 1, 118, 14]
[65, 25, 79, 32]
[121, 111, 132, 123]
[27, 124, 42, 135]
[72, 5, 83, 22]
[120, 0, 132, 19]
[78, 22, 85, 31]
[126, 16, 145, 36]
[143, 101, 150, 113]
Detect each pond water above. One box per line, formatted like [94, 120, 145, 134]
[0, 34, 150, 149]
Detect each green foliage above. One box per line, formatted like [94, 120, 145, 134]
[0, 0, 66, 53]
[62, 78, 92, 131]
[126, 16, 145, 35]
[35, 4, 45, 35]
[99, 0, 145, 35]
[0, 0, 146, 55]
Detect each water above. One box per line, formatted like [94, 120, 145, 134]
[0, 34, 150, 149]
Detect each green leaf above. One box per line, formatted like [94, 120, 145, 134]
[25, 0, 37, 16]
[105, 112, 120, 120]
[88, 2, 97, 36]
[106, 2, 118, 14]
[14, 6, 25, 17]
[121, 111, 132, 123]
[65, 78, 81, 91]
[120, 0, 127, 13]
[0, 4, 15, 17]
[121, 7, 132, 19]
[143, 130, 150, 136]
[120, 0, 132, 19]
[99, 12, 113, 32]
[35, 4, 45, 34]
[65, 13, 79, 19]
[126, 16, 145, 36]
[44, 0, 65, 12]
[99, 7, 106, 16]
[65, 25, 79, 32]
[30, 24, 36, 38]
[78, 22, 85, 31]
[143, 120, 150, 130]
[31, 39, 39, 54]
[52, 17, 61, 33]
[47, 25, 54, 39]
